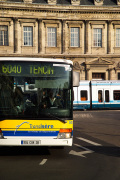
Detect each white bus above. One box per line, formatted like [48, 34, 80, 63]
[0, 57, 73, 146]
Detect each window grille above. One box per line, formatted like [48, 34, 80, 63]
[70, 27, 79, 47]
[93, 28, 102, 47]
[23, 26, 33, 46]
[0, 26, 8, 46]
[47, 27, 57, 47]
[116, 28, 120, 47]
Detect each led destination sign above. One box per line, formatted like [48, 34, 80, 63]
[0, 62, 57, 77]
[2, 65, 54, 75]
[0, 61, 71, 78]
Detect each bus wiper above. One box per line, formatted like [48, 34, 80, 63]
[46, 113, 67, 124]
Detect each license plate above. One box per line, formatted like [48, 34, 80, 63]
[21, 140, 40, 145]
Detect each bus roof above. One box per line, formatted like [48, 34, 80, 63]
[0, 57, 73, 65]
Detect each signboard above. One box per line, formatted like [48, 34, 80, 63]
[0, 62, 71, 77]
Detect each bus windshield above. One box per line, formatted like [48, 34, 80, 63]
[0, 61, 72, 120]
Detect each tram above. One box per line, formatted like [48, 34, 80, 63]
[73, 80, 120, 110]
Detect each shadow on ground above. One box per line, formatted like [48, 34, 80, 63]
[85, 145, 120, 158]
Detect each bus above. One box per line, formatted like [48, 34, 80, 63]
[0, 57, 73, 147]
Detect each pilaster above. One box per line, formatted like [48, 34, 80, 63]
[94, 0, 104, 6]
[48, 0, 57, 5]
[24, 0, 32, 3]
[86, 65, 90, 80]
[14, 18, 18, 53]
[71, 0, 80, 6]
[117, 0, 120, 6]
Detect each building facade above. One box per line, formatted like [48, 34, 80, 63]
[0, 0, 120, 80]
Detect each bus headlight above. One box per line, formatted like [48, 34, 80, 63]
[57, 129, 72, 139]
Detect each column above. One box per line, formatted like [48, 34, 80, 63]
[38, 19, 42, 53]
[62, 20, 66, 54]
[86, 65, 90, 80]
[71, 0, 80, 5]
[48, 0, 57, 5]
[107, 21, 112, 54]
[109, 69, 112, 80]
[14, 18, 18, 53]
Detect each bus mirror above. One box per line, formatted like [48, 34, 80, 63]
[73, 71, 80, 87]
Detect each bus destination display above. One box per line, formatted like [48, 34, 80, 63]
[0, 61, 70, 77]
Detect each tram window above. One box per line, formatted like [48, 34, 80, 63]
[98, 90, 103, 102]
[105, 90, 109, 102]
[113, 90, 120, 100]
[81, 90, 88, 101]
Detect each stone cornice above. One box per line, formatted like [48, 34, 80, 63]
[1, 2, 120, 14]
[1, 54, 120, 59]
[1, 5, 120, 21]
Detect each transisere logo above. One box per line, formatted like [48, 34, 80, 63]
[14, 121, 29, 135]
[14, 122, 54, 134]
[29, 124, 54, 129]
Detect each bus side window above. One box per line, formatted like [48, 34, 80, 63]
[105, 90, 109, 102]
[81, 90, 88, 101]
[98, 90, 102, 103]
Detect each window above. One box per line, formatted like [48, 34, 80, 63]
[118, 73, 120, 80]
[93, 28, 102, 47]
[105, 90, 109, 102]
[113, 90, 120, 100]
[92, 73, 105, 80]
[81, 90, 88, 101]
[47, 27, 56, 47]
[0, 26, 8, 46]
[116, 28, 120, 47]
[98, 90, 102, 102]
[23, 26, 33, 46]
[0, 61, 72, 119]
[70, 28, 79, 47]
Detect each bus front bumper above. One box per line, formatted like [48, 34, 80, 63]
[0, 137, 73, 146]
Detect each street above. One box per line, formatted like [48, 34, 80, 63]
[0, 110, 120, 180]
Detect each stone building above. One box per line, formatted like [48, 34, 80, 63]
[0, 0, 120, 80]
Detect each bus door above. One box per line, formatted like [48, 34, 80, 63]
[97, 89, 110, 108]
